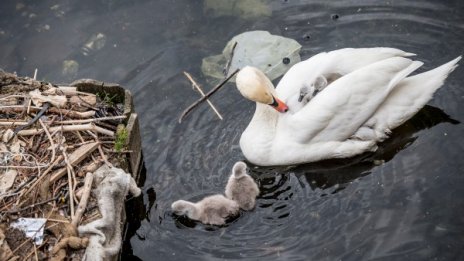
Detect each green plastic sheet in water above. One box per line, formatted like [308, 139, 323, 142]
[201, 31, 302, 82]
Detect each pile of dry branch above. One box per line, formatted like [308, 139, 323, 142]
[0, 70, 129, 260]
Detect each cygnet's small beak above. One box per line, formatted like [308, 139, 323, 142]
[298, 86, 309, 102]
[312, 89, 320, 97]
[270, 96, 289, 113]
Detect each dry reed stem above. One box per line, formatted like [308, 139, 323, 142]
[57, 86, 97, 97]
[0, 121, 28, 126]
[47, 218, 70, 224]
[62, 150, 75, 217]
[0, 105, 95, 118]
[34, 243, 39, 261]
[38, 118, 56, 165]
[49, 142, 98, 183]
[98, 145, 112, 167]
[0, 94, 28, 100]
[52, 115, 126, 124]
[16, 123, 114, 137]
[179, 68, 239, 123]
[71, 172, 93, 228]
[11, 237, 33, 256]
[86, 130, 112, 167]
[183, 72, 223, 120]
[27, 99, 32, 114]
[15, 159, 42, 206]
[74, 130, 85, 143]
[8, 194, 59, 214]
[17, 155, 64, 207]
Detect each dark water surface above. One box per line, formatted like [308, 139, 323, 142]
[1, 0, 464, 260]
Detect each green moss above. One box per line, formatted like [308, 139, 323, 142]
[114, 126, 128, 152]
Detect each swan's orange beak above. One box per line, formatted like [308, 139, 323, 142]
[270, 96, 289, 113]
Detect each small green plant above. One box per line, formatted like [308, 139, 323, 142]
[97, 92, 120, 106]
[114, 126, 128, 152]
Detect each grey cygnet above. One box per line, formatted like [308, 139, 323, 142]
[225, 161, 260, 211]
[171, 194, 239, 225]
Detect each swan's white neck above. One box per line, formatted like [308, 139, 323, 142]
[250, 103, 278, 128]
[240, 102, 278, 164]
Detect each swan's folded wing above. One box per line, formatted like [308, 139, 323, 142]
[366, 56, 461, 141]
[276, 47, 416, 106]
[325, 47, 415, 75]
[284, 57, 422, 144]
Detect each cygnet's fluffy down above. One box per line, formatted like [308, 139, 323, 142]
[287, 75, 329, 113]
[171, 194, 239, 225]
[225, 161, 260, 211]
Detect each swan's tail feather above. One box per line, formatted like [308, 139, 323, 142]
[403, 55, 461, 105]
[369, 56, 461, 139]
[402, 52, 416, 57]
[443, 55, 461, 74]
[387, 60, 423, 93]
[376, 47, 416, 57]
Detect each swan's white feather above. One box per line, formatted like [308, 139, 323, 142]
[365, 56, 461, 141]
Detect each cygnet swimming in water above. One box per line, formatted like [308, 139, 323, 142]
[171, 194, 239, 225]
[225, 161, 260, 211]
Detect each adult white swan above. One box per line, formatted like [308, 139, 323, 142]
[235, 48, 461, 166]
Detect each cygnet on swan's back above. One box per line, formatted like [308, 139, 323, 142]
[171, 194, 239, 225]
[225, 161, 260, 211]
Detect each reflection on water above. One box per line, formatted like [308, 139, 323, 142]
[1, 0, 464, 260]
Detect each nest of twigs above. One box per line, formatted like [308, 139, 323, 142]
[0, 70, 130, 260]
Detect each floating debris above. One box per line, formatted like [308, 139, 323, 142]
[81, 33, 107, 56]
[204, 0, 271, 19]
[16, 3, 25, 11]
[62, 59, 79, 77]
[202, 31, 301, 82]
[50, 4, 65, 18]
[331, 13, 340, 20]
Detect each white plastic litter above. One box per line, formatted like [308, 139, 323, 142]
[11, 218, 47, 245]
[78, 165, 141, 261]
[201, 30, 302, 81]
